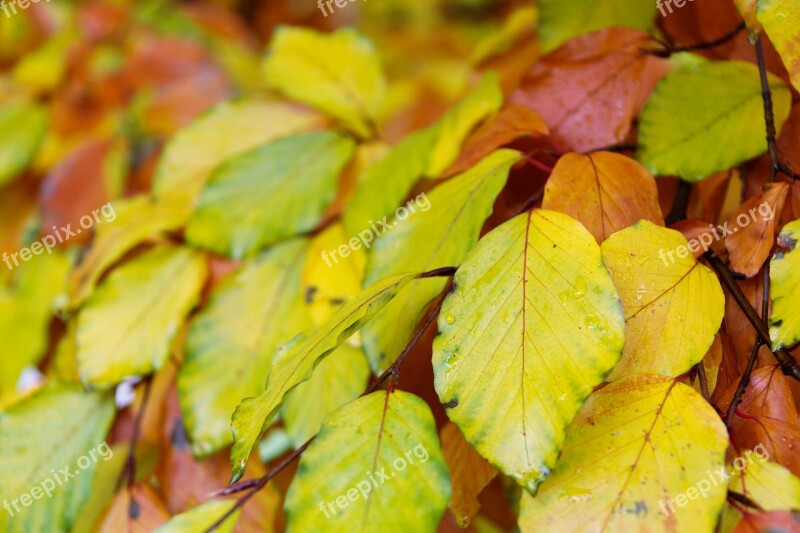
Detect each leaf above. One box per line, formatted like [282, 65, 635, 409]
[519, 375, 729, 532]
[155, 500, 239, 533]
[542, 152, 664, 242]
[68, 196, 186, 307]
[0, 252, 69, 396]
[733, 510, 800, 533]
[282, 344, 370, 447]
[284, 391, 451, 533]
[343, 73, 503, 236]
[77, 245, 208, 389]
[185, 131, 355, 259]
[0, 99, 47, 187]
[178, 239, 309, 457]
[600, 221, 725, 380]
[262, 27, 386, 139]
[98, 484, 170, 533]
[152, 99, 325, 209]
[0, 384, 115, 533]
[446, 104, 549, 176]
[537, 0, 656, 52]
[510, 28, 668, 152]
[362, 149, 522, 374]
[637, 60, 792, 181]
[229, 272, 424, 483]
[729, 457, 800, 511]
[725, 182, 790, 278]
[433, 209, 625, 492]
[440, 422, 497, 528]
[757, 0, 800, 92]
[770, 219, 800, 350]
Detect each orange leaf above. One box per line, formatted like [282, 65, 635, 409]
[725, 182, 790, 278]
[542, 151, 664, 242]
[98, 484, 169, 533]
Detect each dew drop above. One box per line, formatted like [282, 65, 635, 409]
[444, 313, 456, 325]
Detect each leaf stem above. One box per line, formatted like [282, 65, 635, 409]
[643, 21, 746, 57]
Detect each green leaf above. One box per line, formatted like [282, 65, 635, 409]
[186, 131, 355, 259]
[433, 209, 625, 492]
[262, 27, 386, 138]
[0, 384, 115, 533]
[0, 100, 47, 186]
[0, 251, 69, 396]
[343, 73, 503, 236]
[229, 272, 422, 483]
[637, 60, 792, 181]
[757, 0, 800, 92]
[519, 375, 728, 531]
[152, 98, 325, 210]
[77, 245, 207, 389]
[538, 0, 656, 53]
[282, 343, 370, 447]
[770, 219, 800, 350]
[178, 239, 310, 457]
[361, 149, 522, 374]
[284, 391, 451, 533]
[155, 500, 240, 533]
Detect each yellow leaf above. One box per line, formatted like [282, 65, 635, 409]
[758, 0, 800, 92]
[601, 221, 724, 380]
[433, 209, 625, 492]
[519, 375, 728, 532]
[770, 219, 800, 349]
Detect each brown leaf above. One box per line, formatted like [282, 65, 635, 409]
[440, 422, 497, 528]
[670, 219, 720, 258]
[725, 182, 790, 278]
[446, 104, 548, 177]
[510, 28, 669, 152]
[733, 510, 800, 533]
[542, 151, 664, 242]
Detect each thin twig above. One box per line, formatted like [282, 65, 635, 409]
[693, 363, 711, 402]
[642, 21, 746, 57]
[512, 188, 545, 217]
[116, 376, 153, 493]
[666, 180, 693, 225]
[755, 36, 779, 182]
[726, 339, 761, 429]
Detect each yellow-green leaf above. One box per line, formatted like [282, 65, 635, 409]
[343, 73, 503, 237]
[0, 100, 47, 186]
[282, 344, 370, 447]
[152, 99, 325, 209]
[186, 131, 355, 259]
[229, 272, 423, 483]
[0, 251, 69, 396]
[729, 456, 800, 511]
[600, 221, 724, 380]
[0, 384, 115, 533]
[284, 391, 451, 533]
[262, 27, 386, 139]
[178, 239, 310, 457]
[770, 219, 800, 350]
[433, 209, 625, 492]
[154, 500, 240, 533]
[637, 61, 791, 181]
[757, 0, 800, 92]
[77, 245, 207, 389]
[68, 196, 186, 307]
[362, 149, 522, 374]
[538, 0, 656, 53]
[519, 375, 728, 532]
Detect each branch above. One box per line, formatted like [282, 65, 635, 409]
[755, 36, 779, 182]
[116, 376, 153, 494]
[704, 252, 800, 381]
[666, 180, 693, 225]
[643, 21, 746, 58]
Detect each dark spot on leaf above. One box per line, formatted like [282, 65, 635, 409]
[171, 418, 190, 451]
[773, 319, 783, 328]
[305, 286, 317, 303]
[732, 272, 746, 281]
[443, 399, 458, 409]
[128, 498, 141, 519]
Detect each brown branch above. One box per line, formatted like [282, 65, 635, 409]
[666, 180, 693, 225]
[704, 252, 800, 381]
[755, 36, 779, 182]
[116, 376, 153, 495]
[643, 21, 746, 58]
